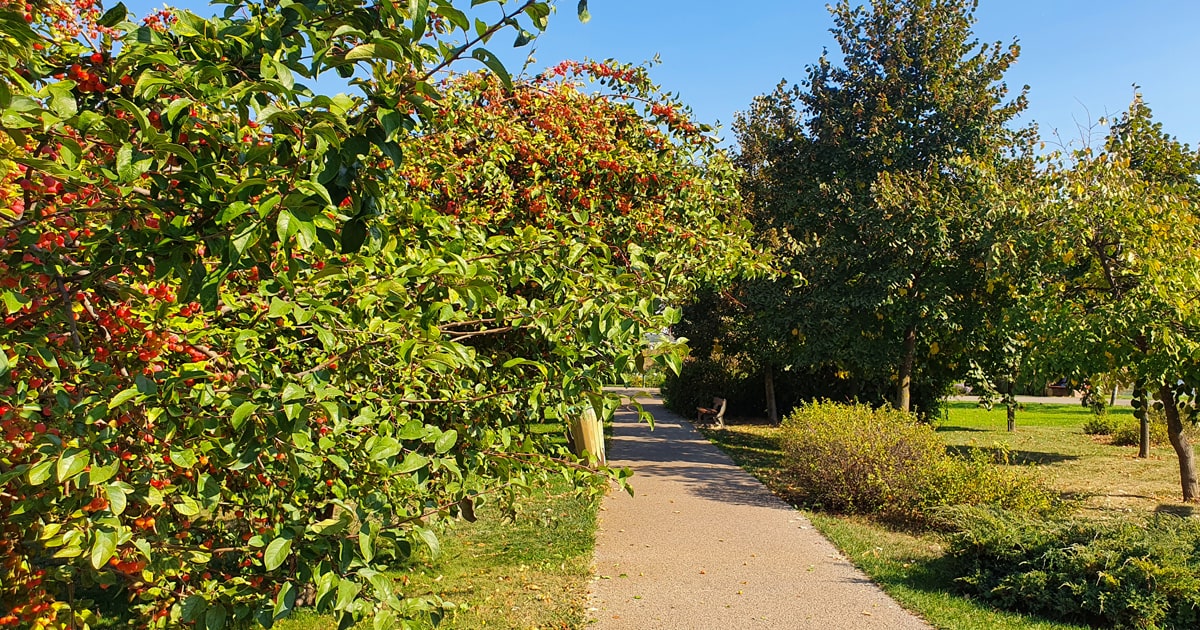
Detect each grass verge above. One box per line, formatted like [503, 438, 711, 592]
[277, 478, 598, 630]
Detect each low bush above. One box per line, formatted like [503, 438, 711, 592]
[1082, 413, 1121, 436]
[779, 402, 1060, 526]
[1111, 416, 1172, 447]
[945, 507, 1200, 629]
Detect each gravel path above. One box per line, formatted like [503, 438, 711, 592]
[588, 394, 930, 629]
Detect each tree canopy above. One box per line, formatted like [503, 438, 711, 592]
[0, 0, 754, 626]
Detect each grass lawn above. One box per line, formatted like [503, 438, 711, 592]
[937, 401, 1197, 517]
[277, 478, 599, 630]
[700, 400, 1200, 630]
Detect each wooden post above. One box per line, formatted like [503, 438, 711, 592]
[569, 407, 606, 466]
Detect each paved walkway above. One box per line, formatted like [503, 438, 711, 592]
[588, 394, 930, 629]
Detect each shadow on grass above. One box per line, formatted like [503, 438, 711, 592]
[945, 443, 1078, 465]
[935, 425, 992, 433]
[1154, 503, 1198, 518]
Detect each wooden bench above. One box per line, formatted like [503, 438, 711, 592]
[696, 397, 727, 428]
[1045, 382, 1074, 397]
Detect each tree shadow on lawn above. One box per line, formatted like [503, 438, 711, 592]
[1154, 503, 1198, 518]
[945, 443, 1078, 465]
[934, 425, 992, 433]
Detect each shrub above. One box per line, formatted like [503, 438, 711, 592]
[779, 402, 1059, 525]
[946, 507, 1200, 630]
[1112, 416, 1172, 447]
[1083, 413, 1121, 436]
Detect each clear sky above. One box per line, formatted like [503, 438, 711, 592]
[123, 0, 1200, 149]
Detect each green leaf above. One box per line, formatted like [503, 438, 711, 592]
[470, 48, 511, 90]
[434, 430, 457, 454]
[268, 297, 293, 318]
[309, 512, 351, 536]
[340, 219, 368, 254]
[205, 604, 227, 630]
[277, 208, 298, 243]
[105, 483, 128, 515]
[415, 526, 441, 559]
[108, 386, 140, 409]
[47, 82, 78, 119]
[231, 401, 258, 429]
[396, 452, 429, 473]
[264, 537, 293, 571]
[57, 449, 89, 483]
[173, 497, 200, 516]
[87, 461, 119, 486]
[274, 582, 297, 620]
[281, 382, 307, 404]
[344, 44, 377, 61]
[373, 609, 396, 630]
[90, 528, 118, 569]
[2, 290, 31, 314]
[369, 437, 401, 461]
[96, 2, 127, 27]
[335, 579, 362, 611]
[181, 594, 207, 622]
[577, 0, 591, 23]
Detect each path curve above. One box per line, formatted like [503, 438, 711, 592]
[588, 393, 930, 629]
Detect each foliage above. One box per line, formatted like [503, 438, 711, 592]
[1037, 95, 1200, 500]
[1111, 416, 1171, 448]
[0, 0, 753, 627]
[779, 402, 1058, 526]
[277, 478, 598, 630]
[729, 0, 1034, 414]
[1081, 413, 1121, 436]
[946, 507, 1200, 630]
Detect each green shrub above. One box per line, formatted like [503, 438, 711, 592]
[779, 402, 1060, 526]
[1083, 413, 1121, 436]
[945, 507, 1200, 629]
[1112, 416, 1172, 447]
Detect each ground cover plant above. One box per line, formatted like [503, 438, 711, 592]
[701, 399, 1200, 629]
[0, 0, 757, 627]
[946, 507, 1200, 630]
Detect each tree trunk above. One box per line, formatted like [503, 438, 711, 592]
[1004, 374, 1017, 432]
[1159, 382, 1199, 503]
[895, 326, 917, 413]
[1110, 385, 1117, 407]
[1134, 379, 1150, 459]
[764, 365, 779, 425]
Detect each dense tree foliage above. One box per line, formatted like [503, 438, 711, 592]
[0, 0, 754, 626]
[1037, 96, 1200, 501]
[681, 0, 1033, 417]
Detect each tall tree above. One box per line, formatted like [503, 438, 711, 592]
[1041, 95, 1200, 502]
[733, 0, 1030, 413]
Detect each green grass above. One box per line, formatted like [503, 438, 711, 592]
[695, 398, 1200, 630]
[276, 479, 599, 630]
[936, 401, 1196, 517]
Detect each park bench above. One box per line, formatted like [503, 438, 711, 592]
[1045, 380, 1073, 397]
[696, 397, 727, 428]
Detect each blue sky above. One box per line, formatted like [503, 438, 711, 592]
[124, 0, 1200, 149]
